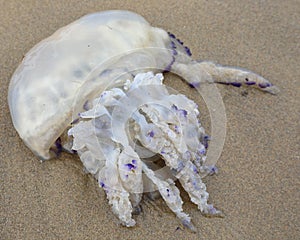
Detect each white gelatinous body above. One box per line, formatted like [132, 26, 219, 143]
[8, 11, 172, 159]
[8, 10, 279, 230]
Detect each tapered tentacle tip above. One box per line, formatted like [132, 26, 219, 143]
[182, 219, 197, 233]
[262, 85, 280, 95]
[202, 205, 225, 218]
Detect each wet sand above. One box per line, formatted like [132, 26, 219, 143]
[1, 1, 299, 239]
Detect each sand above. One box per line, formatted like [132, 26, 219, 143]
[1, 0, 299, 239]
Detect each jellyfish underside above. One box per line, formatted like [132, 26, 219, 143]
[68, 56, 278, 230]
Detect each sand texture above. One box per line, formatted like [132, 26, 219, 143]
[1, 1, 299, 239]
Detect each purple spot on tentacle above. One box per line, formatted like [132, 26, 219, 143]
[71, 118, 79, 125]
[166, 188, 170, 197]
[132, 159, 137, 165]
[125, 163, 136, 170]
[148, 130, 154, 137]
[163, 55, 175, 73]
[258, 82, 272, 88]
[100, 92, 107, 99]
[184, 46, 192, 56]
[177, 161, 185, 172]
[230, 82, 242, 87]
[83, 100, 89, 111]
[168, 32, 176, 39]
[203, 135, 210, 149]
[207, 204, 218, 214]
[216, 81, 229, 85]
[174, 125, 180, 134]
[216, 82, 241, 87]
[100, 181, 105, 188]
[172, 104, 187, 117]
[204, 135, 211, 141]
[179, 109, 188, 117]
[171, 104, 178, 111]
[188, 82, 200, 88]
[192, 179, 201, 191]
[177, 38, 184, 45]
[125, 159, 137, 171]
[198, 148, 206, 155]
[170, 41, 176, 49]
[192, 164, 199, 174]
[245, 81, 256, 85]
[205, 165, 218, 175]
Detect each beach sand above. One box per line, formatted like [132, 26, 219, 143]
[1, 1, 299, 239]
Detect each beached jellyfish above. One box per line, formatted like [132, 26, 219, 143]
[8, 10, 279, 230]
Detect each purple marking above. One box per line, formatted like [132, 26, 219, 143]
[210, 166, 218, 174]
[258, 82, 272, 88]
[83, 100, 89, 111]
[179, 109, 188, 117]
[184, 46, 192, 56]
[177, 161, 185, 172]
[177, 38, 184, 45]
[217, 82, 229, 85]
[198, 148, 206, 155]
[168, 32, 176, 39]
[166, 188, 170, 197]
[125, 159, 137, 171]
[71, 118, 79, 125]
[171, 104, 178, 111]
[161, 150, 166, 154]
[100, 92, 107, 98]
[174, 125, 180, 134]
[203, 135, 210, 149]
[245, 81, 256, 86]
[170, 41, 176, 49]
[172, 104, 187, 117]
[132, 159, 137, 165]
[208, 204, 217, 214]
[192, 179, 201, 191]
[100, 181, 105, 188]
[192, 164, 199, 174]
[230, 82, 242, 87]
[188, 82, 200, 88]
[124, 163, 136, 170]
[204, 135, 211, 141]
[206, 165, 218, 175]
[163, 55, 175, 73]
[148, 130, 154, 137]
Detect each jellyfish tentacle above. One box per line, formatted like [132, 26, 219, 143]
[133, 88, 222, 216]
[142, 162, 196, 232]
[166, 36, 279, 94]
